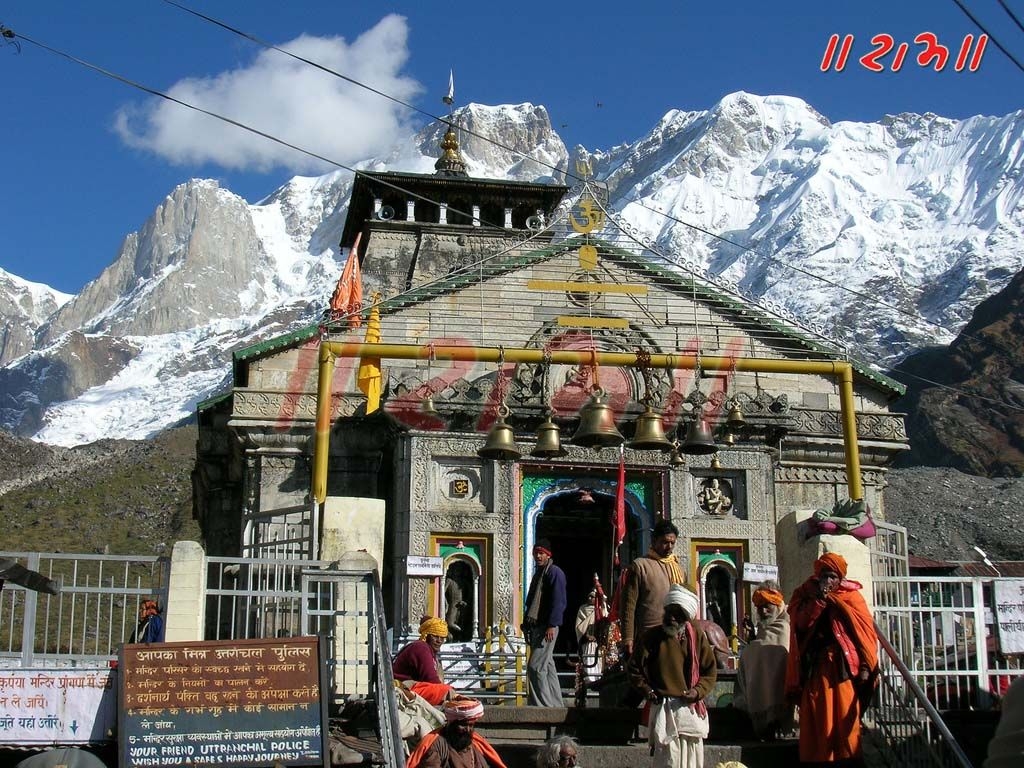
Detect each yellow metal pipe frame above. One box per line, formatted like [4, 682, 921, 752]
[313, 342, 864, 503]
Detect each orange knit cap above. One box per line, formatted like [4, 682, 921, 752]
[813, 552, 848, 579]
[752, 588, 784, 608]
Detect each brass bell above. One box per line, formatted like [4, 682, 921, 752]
[726, 401, 746, 432]
[532, 415, 566, 458]
[721, 430, 736, 447]
[571, 389, 624, 448]
[478, 406, 521, 461]
[421, 395, 440, 418]
[680, 415, 717, 455]
[710, 454, 722, 470]
[627, 405, 674, 452]
[668, 444, 687, 468]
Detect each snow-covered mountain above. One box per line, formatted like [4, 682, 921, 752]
[0, 269, 73, 366]
[2, 95, 1023, 446]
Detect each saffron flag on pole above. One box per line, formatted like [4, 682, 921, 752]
[358, 292, 383, 414]
[329, 231, 363, 328]
[613, 444, 626, 565]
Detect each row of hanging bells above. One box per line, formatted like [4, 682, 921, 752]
[478, 389, 748, 461]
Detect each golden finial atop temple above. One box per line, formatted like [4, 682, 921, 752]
[434, 123, 468, 177]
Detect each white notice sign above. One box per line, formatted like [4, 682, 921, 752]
[406, 556, 444, 577]
[0, 668, 116, 745]
[742, 563, 779, 583]
[994, 579, 1024, 654]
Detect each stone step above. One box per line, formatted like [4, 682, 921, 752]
[491, 739, 799, 768]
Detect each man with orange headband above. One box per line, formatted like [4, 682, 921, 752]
[407, 697, 507, 768]
[734, 581, 793, 740]
[522, 539, 567, 707]
[786, 552, 878, 766]
[393, 616, 454, 706]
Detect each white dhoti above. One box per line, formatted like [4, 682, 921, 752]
[648, 697, 709, 768]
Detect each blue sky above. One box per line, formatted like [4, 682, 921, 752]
[1, 0, 1022, 294]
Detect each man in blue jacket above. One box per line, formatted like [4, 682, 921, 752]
[522, 539, 567, 707]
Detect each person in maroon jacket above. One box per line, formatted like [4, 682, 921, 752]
[393, 616, 455, 705]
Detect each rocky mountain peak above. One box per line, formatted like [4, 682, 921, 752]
[1, 93, 1023, 446]
[0, 269, 72, 366]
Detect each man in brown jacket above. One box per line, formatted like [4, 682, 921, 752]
[628, 584, 717, 768]
[621, 519, 687, 655]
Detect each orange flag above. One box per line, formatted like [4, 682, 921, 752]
[329, 231, 363, 328]
[358, 293, 383, 414]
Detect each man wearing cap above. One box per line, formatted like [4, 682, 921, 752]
[786, 552, 878, 766]
[406, 697, 507, 768]
[734, 581, 793, 740]
[393, 616, 454, 706]
[522, 539, 567, 707]
[628, 584, 717, 768]
[620, 519, 688, 656]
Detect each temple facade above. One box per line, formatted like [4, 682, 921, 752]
[193, 128, 908, 649]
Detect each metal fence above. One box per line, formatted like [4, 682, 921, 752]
[871, 574, 1023, 768]
[0, 551, 168, 667]
[203, 554, 331, 641]
[437, 623, 528, 705]
[873, 576, 1023, 711]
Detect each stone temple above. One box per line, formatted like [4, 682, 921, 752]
[193, 123, 908, 652]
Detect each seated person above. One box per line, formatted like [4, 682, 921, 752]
[393, 616, 455, 705]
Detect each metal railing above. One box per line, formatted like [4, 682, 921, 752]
[436, 623, 528, 705]
[869, 622, 975, 768]
[870, 574, 1024, 768]
[0, 551, 168, 667]
[206, 555, 404, 766]
[873, 576, 1022, 711]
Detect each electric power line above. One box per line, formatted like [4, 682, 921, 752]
[999, 0, 1024, 36]
[161, 0, 1024, 373]
[951, 0, 1024, 74]
[6, 22, 1024, 413]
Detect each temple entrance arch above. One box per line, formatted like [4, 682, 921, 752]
[523, 473, 657, 654]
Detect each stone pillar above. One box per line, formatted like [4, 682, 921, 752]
[504, 207, 513, 228]
[439, 203, 448, 225]
[164, 541, 206, 642]
[320, 496, 387, 694]
[320, 496, 387, 570]
[472, 204, 481, 227]
[776, 509, 874, 610]
[406, 200, 416, 221]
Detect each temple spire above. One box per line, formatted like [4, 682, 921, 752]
[435, 70, 467, 177]
[434, 122, 468, 177]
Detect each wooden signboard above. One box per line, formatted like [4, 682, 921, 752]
[119, 636, 328, 768]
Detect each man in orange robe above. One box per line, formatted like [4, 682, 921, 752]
[786, 552, 878, 767]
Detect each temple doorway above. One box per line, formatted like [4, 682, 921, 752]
[444, 560, 474, 642]
[534, 488, 636, 654]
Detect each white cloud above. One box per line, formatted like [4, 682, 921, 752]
[114, 14, 421, 173]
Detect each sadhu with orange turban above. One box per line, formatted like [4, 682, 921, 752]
[392, 616, 455, 706]
[734, 581, 793, 739]
[406, 697, 507, 768]
[785, 552, 878, 764]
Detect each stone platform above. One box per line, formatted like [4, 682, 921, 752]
[475, 706, 799, 768]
